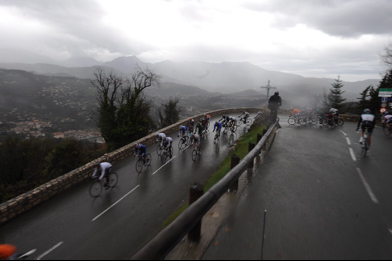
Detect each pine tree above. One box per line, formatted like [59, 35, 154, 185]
[329, 76, 346, 111]
[358, 85, 371, 111]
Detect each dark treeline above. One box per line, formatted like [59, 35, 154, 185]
[0, 136, 107, 203]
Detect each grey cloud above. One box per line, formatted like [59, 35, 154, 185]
[243, 0, 392, 37]
[0, 0, 148, 59]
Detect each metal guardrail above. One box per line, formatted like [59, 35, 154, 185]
[131, 119, 279, 260]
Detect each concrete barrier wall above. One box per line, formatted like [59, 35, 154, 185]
[0, 107, 263, 225]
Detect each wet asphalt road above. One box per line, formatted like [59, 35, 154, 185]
[202, 116, 392, 260]
[0, 115, 253, 260]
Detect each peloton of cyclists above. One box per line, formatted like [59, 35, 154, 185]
[356, 108, 376, 150]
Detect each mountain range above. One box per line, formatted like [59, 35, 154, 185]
[0, 49, 382, 104]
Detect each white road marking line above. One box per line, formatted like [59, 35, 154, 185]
[346, 137, 351, 146]
[340, 130, 347, 136]
[92, 185, 140, 222]
[152, 155, 177, 176]
[349, 148, 357, 162]
[36, 242, 63, 260]
[356, 168, 379, 204]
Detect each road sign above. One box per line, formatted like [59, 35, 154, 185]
[379, 88, 392, 97]
[381, 103, 387, 108]
[381, 108, 387, 113]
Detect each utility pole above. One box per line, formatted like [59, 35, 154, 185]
[260, 80, 277, 100]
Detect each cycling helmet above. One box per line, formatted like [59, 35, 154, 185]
[136, 143, 141, 149]
[364, 108, 371, 114]
[94, 161, 100, 167]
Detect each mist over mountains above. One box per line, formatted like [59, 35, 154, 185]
[0, 50, 382, 104]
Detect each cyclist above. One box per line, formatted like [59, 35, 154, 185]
[0, 244, 17, 260]
[268, 92, 282, 122]
[190, 133, 201, 152]
[134, 143, 148, 165]
[200, 117, 208, 131]
[213, 121, 222, 139]
[205, 114, 211, 124]
[228, 116, 237, 129]
[163, 136, 173, 152]
[382, 111, 392, 127]
[219, 114, 229, 126]
[238, 110, 250, 123]
[155, 132, 167, 149]
[92, 161, 112, 190]
[187, 119, 195, 134]
[195, 122, 204, 136]
[177, 125, 188, 137]
[290, 108, 301, 116]
[356, 108, 376, 149]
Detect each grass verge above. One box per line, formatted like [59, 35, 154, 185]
[163, 124, 266, 228]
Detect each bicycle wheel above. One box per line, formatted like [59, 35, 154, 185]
[192, 149, 199, 161]
[245, 119, 252, 126]
[145, 153, 152, 167]
[156, 144, 163, 156]
[338, 118, 344, 126]
[89, 180, 102, 197]
[161, 150, 168, 164]
[135, 158, 143, 173]
[108, 172, 118, 188]
[383, 126, 391, 136]
[178, 138, 187, 151]
[288, 117, 296, 125]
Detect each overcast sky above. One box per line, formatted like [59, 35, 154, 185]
[0, 0, 391, 81]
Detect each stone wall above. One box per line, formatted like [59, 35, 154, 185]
[0, 107, 263, 225]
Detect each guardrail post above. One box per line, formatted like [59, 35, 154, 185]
[248, 142, 255, 169]
[188, 183, 204, 242]
[229, 155, 241, 192]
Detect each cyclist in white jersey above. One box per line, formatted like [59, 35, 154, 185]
[155, 133, 167, 148]
[356, 108, 376, 149]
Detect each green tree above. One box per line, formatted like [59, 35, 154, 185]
[328, 76, 346, 111]
[358, 85, 371, 111]
[158, 98, 182, 127]
[91, 66, 160, 150]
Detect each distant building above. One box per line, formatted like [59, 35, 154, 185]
[53, 132, 65, 139]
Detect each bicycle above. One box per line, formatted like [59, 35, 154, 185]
[161, 146, 173, 164]
[135, 153, 152, 173]
[191, 143, 201, 161]
[89, 168, 118, 197]
[360, 127, 370, 157]
[333, 115, 344, 126]
[156, 143, 164, 156]
[213, 130, 221, 144]
[323, 114, 336, 129]
[383, 123, 392, 136]
[178, 133, 190, 152]
[237, 116, 252, 127]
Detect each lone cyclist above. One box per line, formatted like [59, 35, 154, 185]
[356, 108, 376, 150]
[92, 161, 112, 190]
[268, 92, 282, 122]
